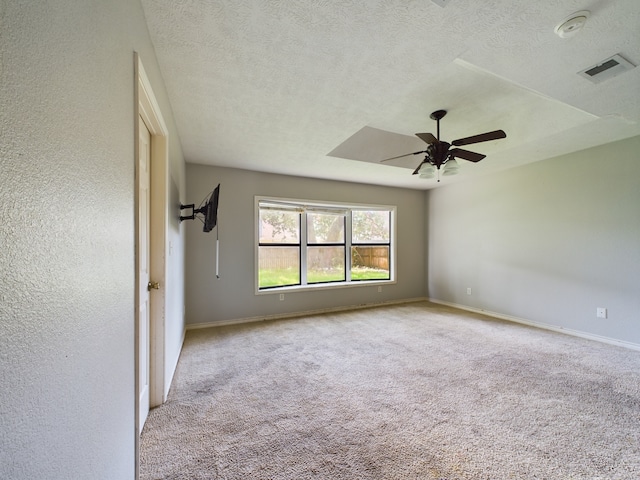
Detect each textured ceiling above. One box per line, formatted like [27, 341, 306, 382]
[140, 0, 640, 189]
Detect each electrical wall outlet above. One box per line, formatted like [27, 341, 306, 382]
[378, 286, 382, 293]
[279, 293, 284, 301]
[596, 307, 607, 319]
[466, 287, 472, 295]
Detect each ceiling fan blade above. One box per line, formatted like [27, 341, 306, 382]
[379, 150, 428, 162]
[451, 130, 506, 146]
[449, 148, 486, 163]
[412, 161, 426, 175]
[415, 133, 437, 144]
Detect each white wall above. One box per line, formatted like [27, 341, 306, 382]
[0, 1, 186, 478]
[185, 165, 426, 326]
[427, 136, 640, 346]
[164, 175, 187, 398]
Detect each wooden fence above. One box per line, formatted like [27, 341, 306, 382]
[352, 246, 389, 270]
[259, 248, 298, 270]
[259, 246, 388, 270]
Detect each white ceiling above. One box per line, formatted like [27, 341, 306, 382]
[140, 0, 640, 189]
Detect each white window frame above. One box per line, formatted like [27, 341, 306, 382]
[255, 196, 396, 294]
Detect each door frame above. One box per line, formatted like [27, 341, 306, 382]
[134, 52, 169, 472]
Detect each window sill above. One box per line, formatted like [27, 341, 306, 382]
[255, 279, 396, 295]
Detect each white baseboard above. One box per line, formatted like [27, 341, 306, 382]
[186, 297, 640, 351]
[186, 297, 428, 330]
[428, 298, 640, 352]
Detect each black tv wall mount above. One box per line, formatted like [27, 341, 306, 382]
[179, 203, 200, 222]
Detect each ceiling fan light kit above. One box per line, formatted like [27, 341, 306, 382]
[418, 163, 436, 179]
[442, 158, 459, 176]
[380, 109, 506, 182]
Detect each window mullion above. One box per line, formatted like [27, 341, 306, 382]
[300, 212, 308, 285]
[345, 211, 352, 282]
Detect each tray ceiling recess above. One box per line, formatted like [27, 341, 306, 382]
[327, 59, 598, 179]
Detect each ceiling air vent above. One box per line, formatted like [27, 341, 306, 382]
[578, 54, 635, 84]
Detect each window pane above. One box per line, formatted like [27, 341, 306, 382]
[307, 213, 344, 244]
[352, 210, 390, 243]
[259, 210, 300, 244]
[351, 246, 390, 280]
[259, 246, 300, 288]
[307, 246, 345, 283]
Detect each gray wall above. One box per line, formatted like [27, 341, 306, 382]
[185, 165, 426, 325]
[427, 136, 640, 345]
[0, 1, 186, 478]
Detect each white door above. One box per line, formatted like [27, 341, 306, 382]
[138, 115, 151, 431]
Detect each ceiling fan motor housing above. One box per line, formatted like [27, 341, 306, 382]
[428, 141, 451, 167]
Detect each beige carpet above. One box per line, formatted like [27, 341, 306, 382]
[140, 302, 640, 479]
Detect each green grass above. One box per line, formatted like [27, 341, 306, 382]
[259, 267, 389, 288]
[259, 268, 300, 288]
[351, 268, 390, 281]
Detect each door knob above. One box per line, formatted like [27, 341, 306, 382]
[147, 281, 160, 291]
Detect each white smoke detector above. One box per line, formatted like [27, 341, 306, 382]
[554, 11, 590, 38]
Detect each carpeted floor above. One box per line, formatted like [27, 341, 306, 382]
[140, 301, 640, 479]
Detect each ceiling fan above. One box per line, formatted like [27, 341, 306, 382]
[380, 110, 506, 181]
